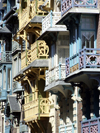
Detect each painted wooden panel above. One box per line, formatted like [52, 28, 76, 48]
[19, 0, 50, 30]
[23, 98, 51, 122]
[21, 40, 49, 70]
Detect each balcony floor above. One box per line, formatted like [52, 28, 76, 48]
[45, 80, 71, 92]
[65, 68, 100, 88]
[57, 7, 99, 25]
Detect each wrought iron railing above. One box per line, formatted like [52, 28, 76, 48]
[46, 63, 66, 86]
[61, 0, 97, 16]
[42, 11, 61, 33]
[0, 51, 12, 63]
[21, 40, 49, 70]
[66, 47, 100, 76]
[59, 123, 74, 133]
[81, 117, 100, 133]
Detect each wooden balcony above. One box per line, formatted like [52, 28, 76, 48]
[66, 47, 100, 76]
[21, 40, 49, 70]
[46, 63, 66, 86]
[61, 0, 98, 16]
[19, 0, 50, 30]
[42, 11, 61, 33]
[0, 51, 12, 63]
[23, 98, 52, 122]
[81, 117, 100, 133]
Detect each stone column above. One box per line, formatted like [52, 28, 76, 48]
[71, 87, 82, 133]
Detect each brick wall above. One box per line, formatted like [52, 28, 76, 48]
[56, 109, 60, 133]
[97, 0, 100, 49]
[78, 102, 82, 133]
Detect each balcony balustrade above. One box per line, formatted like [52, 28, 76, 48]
[46, 63, 66, 86]
[42, 11, 61, 33]
[66, 47, 100, 76]
[21, 40, 49, 70]
[19, 0, 49, 30]
[0, 51, 12, 63]
[59, 123, 74, 133]
[23, 97, 52, 122]
[81, 117, 100, 133]
[61, 0, 97, 16]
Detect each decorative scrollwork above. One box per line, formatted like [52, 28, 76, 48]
[74, 0, 96, 6]
[40, 98, 51, 113]
[86, 55, 100, 66]
[38, 40, 49, 58]
[90, 125, 98, 133]
[61, 0, 97, 16]
[83, 127, 89, 133]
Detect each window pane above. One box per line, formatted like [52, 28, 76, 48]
[51, 45, 55, 67]
[82, 31, 94, 49]
[81, 16, 95, 29]
[58, 48, 69, 63]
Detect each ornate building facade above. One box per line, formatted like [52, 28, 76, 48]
[0, 0, 100, 133]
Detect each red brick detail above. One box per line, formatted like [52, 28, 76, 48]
[78, 102, 82, 133]
[56, 109, 60, 133]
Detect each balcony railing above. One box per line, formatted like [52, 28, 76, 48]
[19, 6, 30, 30]
[19, 0, 49, 30]
[46, 63, 66, 86]
[23, 98, 52, 122]
[42, 11, 61, 33]
[21, 40, 49, 70]
[81, 117, 100, 133]
[66, 47, 100, 76]
[61, 0, 97, 16]
[0, 51, 12, 63]
[59, 123, 74, 133]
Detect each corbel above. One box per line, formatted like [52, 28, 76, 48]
[30, 122, 37, 133]
[35, 120, 45, 133]
[31, 68, 39, 75]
